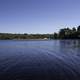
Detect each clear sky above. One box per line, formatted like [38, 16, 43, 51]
[0, 0, 80, 34]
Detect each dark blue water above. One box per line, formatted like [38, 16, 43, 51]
[0, 40, 80, 80]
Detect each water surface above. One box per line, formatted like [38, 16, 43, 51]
[0, 40, 80, 80]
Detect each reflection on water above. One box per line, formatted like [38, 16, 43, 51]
[59, 40, 80, 56]
[0, 40, 80, 80]
[59, 40, 80, 48]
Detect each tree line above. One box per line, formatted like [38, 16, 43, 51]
[0, 25, 80, 40]
[53, 25, 80, 39]
[0, 33, 54, 40]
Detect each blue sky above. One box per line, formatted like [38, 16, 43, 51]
[0, 0, 80, 34]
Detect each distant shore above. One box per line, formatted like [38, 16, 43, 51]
[0, 25, 80, 40]
[0, 39, 51, 41]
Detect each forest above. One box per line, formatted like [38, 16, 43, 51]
[54, 25, 80, 39]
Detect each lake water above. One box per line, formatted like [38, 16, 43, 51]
[0, 40, 80, 80]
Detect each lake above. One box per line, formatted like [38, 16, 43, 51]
[0, 40, 80, 80]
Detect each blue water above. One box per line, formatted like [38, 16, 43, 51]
[0, 40, 80, 80]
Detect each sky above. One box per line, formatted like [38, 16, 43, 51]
[0, 0, 80, 34]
